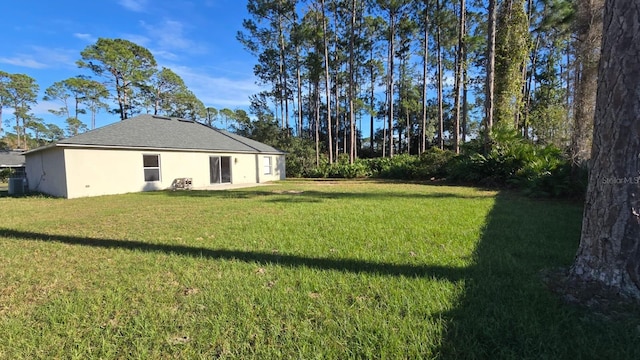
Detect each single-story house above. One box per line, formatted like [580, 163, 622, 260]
[24, 114, 286, 198]
[0, 150, 26, 177]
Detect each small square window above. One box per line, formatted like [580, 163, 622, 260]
[143, 154, 161, 182]
[143, 155, 159, 168]
[144, 169, 160, 182]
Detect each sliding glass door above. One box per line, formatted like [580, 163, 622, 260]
[210, 156, 232, 184]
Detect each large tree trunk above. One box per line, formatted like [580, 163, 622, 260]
[570, 0, 640, 299]
[321, 0, 333, 164]
[523, 32, 541, 140]
[453, 0, 466, 154]
[14, 113, 21, 149]
[570, 0, 604, 165]
[436, 19, 444, 150]
[348, 0, 357, 164]
[293, 9, 302, 137]
[315, 83, 320, 166]
[462, 57, 468, 143]
[435, 0, 444, 150]
[333, 3, 341, 161]
[484, 0, 497, 152]
[296, 48, 303, 137]
[278, 12, 286, 129]
[494, 0, 528, 130]
[406, 107, 410, 155]
[421, 4, 429, 154]
[387, 9, 396, 157]
[370, 48, 375, 155]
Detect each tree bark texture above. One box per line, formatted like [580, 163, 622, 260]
[436, 0, 444, 150]
[484, 0, 497, 152]
[388, 9, 396, 157]
[321, 0, 333, 164]
[570, 0, 604, 165]
[453, 0, 466, 154]
[370, 48, 376, 154]
[421, 6, 429, 154]
[571, 0, 640, 299]
[349, 0, 357, 164]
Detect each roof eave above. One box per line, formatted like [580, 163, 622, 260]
[36, 143, 285, 154]
[21, 143, 58, 155]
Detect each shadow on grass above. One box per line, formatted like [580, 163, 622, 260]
[0, 187, 55, 199]
[4, 190, 635, 357]
[0, 228, 464, 281]
[437, 193, 640, 358]
[144, 188, 494, 202]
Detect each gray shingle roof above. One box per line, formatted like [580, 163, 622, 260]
[0, 150, 25, 167]
[26, 114, 284, 154]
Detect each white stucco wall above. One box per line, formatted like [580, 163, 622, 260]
[54, 147, 284, 199]
[25, 147, 68, 198]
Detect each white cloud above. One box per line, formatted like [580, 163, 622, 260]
[120, 34, 152, 47]
[73, 33, 97, 43]
[1, 101, 60, 120]
[0, 56, 48, 69]
[142, 20, 189, 49]
[31, 47, 76, 68]
[0, 46, 77, 70]
[139, 19, 205, 56]
[31, 101, 63, 117]
[169, 64, 264, 108]
[118, 0, 148, 12]
[152, 49, 179, 61]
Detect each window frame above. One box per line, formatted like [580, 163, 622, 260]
[142, 154, 161, 182]
[210, 155, 232, 184]
[263, 156, 272, 175]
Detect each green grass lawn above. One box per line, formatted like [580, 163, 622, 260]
[1, 180, 638, 359]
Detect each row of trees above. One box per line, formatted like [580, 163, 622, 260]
[237, 0, 602, 166]
[0, 38, 245, 150]
[1, 70, 111, 149]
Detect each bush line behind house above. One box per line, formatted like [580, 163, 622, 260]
[0, 168, 15, 183]
[285, 131, 588, 199]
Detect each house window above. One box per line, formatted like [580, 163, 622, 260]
[143, 154, 161, 182]
[263, 156, 272, 175]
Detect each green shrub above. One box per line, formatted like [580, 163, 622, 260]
[292, 127, 586, 198]
[511, 149, 588, 198]
[373, 154, 420, 179]
[324, 155, 371, 178]
[364, 156, 391, 177]
[279, 138, 318, 178]
[447, 149, 523, 187]
[416, 148, 457, 179]
[447, 127, 587, 198]
[0, 168, 14, 182]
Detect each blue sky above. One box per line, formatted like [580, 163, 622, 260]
[2, 0, 260, 131]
